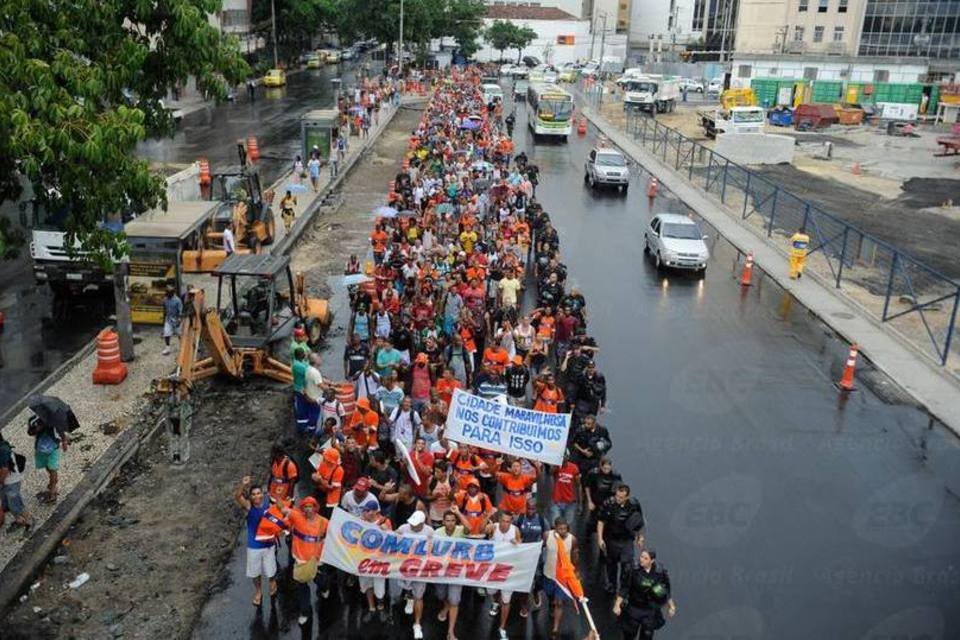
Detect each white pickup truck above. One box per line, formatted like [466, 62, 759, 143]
[699, 106, 766, 138]
[620, 74, 679, 114]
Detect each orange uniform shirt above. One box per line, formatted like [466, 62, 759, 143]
[534, 385, 565, 414]
[455, 490, 494, 535]
[435, 378, 463, 407]
[370, 230, 389, 253]
[497, 471, 537, 515]
[346, 409, 380, 449]
[316, 461, 345, 507]
[287, 510, 329, 562]
[269, 457, 298, 502]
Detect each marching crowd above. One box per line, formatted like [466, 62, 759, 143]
[237, 67, 676, 640]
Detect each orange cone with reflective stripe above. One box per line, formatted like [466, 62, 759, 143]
[740, 251, 754, 286]
[92, 328, 128, 385]
[577, 115, 587, 135]
[838, 344, 858, 391]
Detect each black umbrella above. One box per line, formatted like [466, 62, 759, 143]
[28, 395, 79, 434]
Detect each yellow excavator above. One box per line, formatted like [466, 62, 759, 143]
[156, 254, 330, 463]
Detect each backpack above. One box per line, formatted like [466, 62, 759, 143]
[2, 440, 26, 474]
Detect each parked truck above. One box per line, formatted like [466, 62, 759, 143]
[620, 74, 680, 113]
[698, 88, 765, 138]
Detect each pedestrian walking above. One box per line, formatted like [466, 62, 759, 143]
[597, 483, 645, 593]
[0, 432, 32, 533]
[28, 413, 68, 504]
[280, 189, 297, 231]
[308, 155, 322, 191]
[161, 287, 182, 356]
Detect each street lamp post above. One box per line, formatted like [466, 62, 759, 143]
[398, 0, 405, 77]
[598, 12, 608, 105]
[270, 0, 279, 69]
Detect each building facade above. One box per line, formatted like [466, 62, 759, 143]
[485, 0, 588, 20]
[629, 0, 703, 46]
[735, 0, 868, 56]
[858, 0, 960, 62]
[475, 6, 593, 64]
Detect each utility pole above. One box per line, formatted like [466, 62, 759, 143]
[598, 12, 607, 105]
[398, 0, 405, 77]
[270, 0, 279, 69]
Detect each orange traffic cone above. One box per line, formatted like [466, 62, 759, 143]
[92, 328, 128, 385]
[837, 344, 859, 391]
[577, 115, 587, 135]
[740, 251, 755, 286]
[247, 136, 260, 162]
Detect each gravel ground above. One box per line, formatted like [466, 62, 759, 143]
[0, 103, 424, 640]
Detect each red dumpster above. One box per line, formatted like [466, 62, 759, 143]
[794, 104, 839, 130]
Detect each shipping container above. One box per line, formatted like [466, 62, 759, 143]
[812, 80, 843, 104]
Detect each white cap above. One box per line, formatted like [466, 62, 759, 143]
[407, 510, 426, 527]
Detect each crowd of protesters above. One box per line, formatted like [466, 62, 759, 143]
[236, 66, 676, 640]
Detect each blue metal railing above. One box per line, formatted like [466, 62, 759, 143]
[577, 82, 960, 366]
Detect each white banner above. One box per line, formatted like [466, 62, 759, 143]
[320, 508, 541, 591]
[444, 388, 572, 465]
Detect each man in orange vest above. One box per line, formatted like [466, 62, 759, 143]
[281, 496, 331, 627]
[268, 441, 298, 502]
[313, 447, 344, 518]
[234, 476, 279, 607]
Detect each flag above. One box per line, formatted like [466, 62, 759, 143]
[553, 532, 584, 611]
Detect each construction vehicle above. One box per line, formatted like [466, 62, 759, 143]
[206, 143, 277, 253]
[155, 254, 330, 463]
[619, 74, 679, 114]
[699, 88, 765, 138]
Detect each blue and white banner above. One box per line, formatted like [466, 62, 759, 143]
[444, 388, 572, 465]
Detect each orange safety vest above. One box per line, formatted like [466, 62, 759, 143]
[456, 491, 492, 535]
[269, 457, 298, 502]
[255, 502, 290, 543]
[288, 510, 329, 562]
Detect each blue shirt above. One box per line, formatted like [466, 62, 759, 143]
[246, 501, 274, 549]
[163, 295, 183, 322]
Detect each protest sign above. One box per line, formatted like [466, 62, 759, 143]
[444, 388, 571, 465]
[320, 508, 542, 591]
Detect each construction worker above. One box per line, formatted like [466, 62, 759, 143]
[789, 227, 810, 279]
[646, 177, 659, 208]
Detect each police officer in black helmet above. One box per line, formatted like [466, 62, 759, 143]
[613, 546, 677, 639]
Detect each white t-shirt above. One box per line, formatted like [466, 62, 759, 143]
[498, 278, 522, 307]
[396, 523, 434, 539]
[4, 449, 23, 485]
[222, 227, 235, 254]
[491, 523, 518, 544]
[305, 366, 324, 402]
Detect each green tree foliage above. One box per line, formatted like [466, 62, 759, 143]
[0, 0, 249, 267]
[333, 0, 485, 61]
[252, 0, 337, 65]
[484, 21, 538, 63]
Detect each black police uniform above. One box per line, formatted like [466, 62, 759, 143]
[618, 561, 671, 639]
[597, 496, 644, 590]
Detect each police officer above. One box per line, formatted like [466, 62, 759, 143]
[505, 111, 516, 137]
[596, 483, 644, 593]
[613, 547, 676, 639]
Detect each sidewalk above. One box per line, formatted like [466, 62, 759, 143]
[0, 96, 406, 611]
[574, 95, 960, 434]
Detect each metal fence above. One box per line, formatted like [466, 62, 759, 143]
[578, 85, 960, 366]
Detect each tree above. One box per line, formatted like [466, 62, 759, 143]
[512, 25, 537, 64]
[252, 0, 336, 66]
[485, 20, 516, 63]
[0, 0, 249, 267]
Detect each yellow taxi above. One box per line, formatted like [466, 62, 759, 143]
[263, 69, 286, 87]
[306, 55, 321, 69]
[326, 50, 341, 64]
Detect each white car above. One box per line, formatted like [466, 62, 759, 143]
[481, 83, 504, 105]
[643, 213, 710, 272]
[679, 78, 704, 93]
[707, 77, 724, 97]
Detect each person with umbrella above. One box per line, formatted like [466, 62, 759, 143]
[0, 431, 33, 533]
[28, 396, 78, 504]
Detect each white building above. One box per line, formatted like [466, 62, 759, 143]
[475, 6, 593, 65]
[219, 0, 263, 55]
[629, 0, 702, 47]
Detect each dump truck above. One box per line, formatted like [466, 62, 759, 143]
[620, 74, 680, 114]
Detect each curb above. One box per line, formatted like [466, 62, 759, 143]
[577, 100, 960, 432]
[0, 407, 165, 615]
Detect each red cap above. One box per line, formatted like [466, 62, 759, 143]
[354, 477, 371, 491]
[299, 496, 319, 509]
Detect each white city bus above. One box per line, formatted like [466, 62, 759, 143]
[526, 83, 573, 140]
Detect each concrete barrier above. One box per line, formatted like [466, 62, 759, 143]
[715, 132, 795, 165]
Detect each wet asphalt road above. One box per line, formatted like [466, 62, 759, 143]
[0, 66, 355, 418]
[190, 92, 960, 639]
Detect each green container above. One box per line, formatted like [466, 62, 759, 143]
[812, 80, 843, 103]
[750, 78, 779, 107]
[873, 83, 924, 105]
